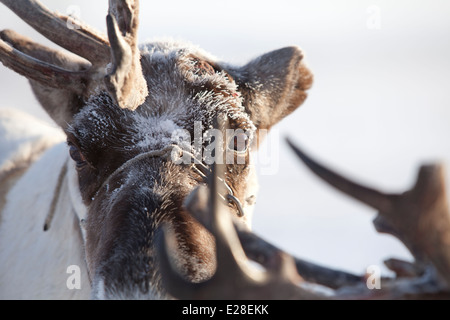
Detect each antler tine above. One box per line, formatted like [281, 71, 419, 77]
[0, 32, 88, 92]
[0, 29, 89, 68]
[207, 159, 362, 292]
[380, 164, 450, 286]
[287, 138, 450, 293]
[157, 161, 258, 299]
[0, 0, 110, 66]
[234, 224, 364, 289]
[1, 0, 149, 110]
[183, 164, 364, 290]
[158, 152, 324, 299]
[208, 161, 257, 281]
[286, 138, 395, 214]
[203, 162, 323, 299]
[104, 0, 148, 110]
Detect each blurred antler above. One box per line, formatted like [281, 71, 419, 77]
[158, 138, 450, 299]
[0, 0, 109, 65]
[157, 161, 322, 299]
[286, 138, 450, 299]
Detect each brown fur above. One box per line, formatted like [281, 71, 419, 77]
[61, 44, 312, 298]
[2, 20, 312, 298]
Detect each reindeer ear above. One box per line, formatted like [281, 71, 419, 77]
[224, 46, 313, 130]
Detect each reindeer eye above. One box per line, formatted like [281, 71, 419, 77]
[229, 132, 249, 153]
[68, 144, 87, 168]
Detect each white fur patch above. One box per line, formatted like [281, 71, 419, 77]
[0, 108, 63, 174]
[0, 111, 90, 299]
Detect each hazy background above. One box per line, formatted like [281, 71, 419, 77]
[1, 0, 450, 276]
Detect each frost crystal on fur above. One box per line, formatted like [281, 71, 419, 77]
[70, 40, 256, 156]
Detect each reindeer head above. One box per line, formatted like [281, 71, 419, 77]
[0, 0, 312, 299]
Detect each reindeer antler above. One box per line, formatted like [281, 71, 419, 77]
[158, 138, 450, 299]
[0, 29, 90, 93]
[0, 0, 148, 111]
[104, 0, 148, 110]
[286, 138, 450, 298]
[157, 161, 322, 299]
[286, 139, 450, 287]
[0, 0, 109, 65]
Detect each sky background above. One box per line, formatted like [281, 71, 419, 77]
[1, 0, 450, 277]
